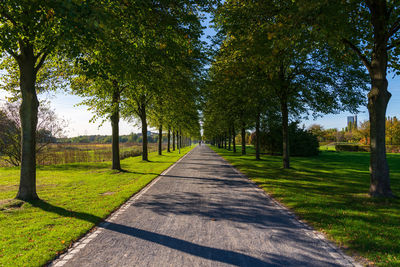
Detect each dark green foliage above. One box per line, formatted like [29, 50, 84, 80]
[255, 122, 319, 157]
[289, 126, 319, 156]
[335, 144, 400, 154]
[335, 144, 370, 152]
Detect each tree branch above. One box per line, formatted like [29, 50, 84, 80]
[6, 49, 20, 63]
[387, 38, 400, 50]
[0, 8, 17, 27]
[364, 0, 372, 12]
[34, 52, 48, 73]
[342, 38, 372, 73]
[388, 18, 400, 39]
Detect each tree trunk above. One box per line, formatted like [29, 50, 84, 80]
[366, 1, 393, 197]
[158, 124, 162, 155]
[172, 130, 176, 151]
[256, 112, 261, 160]
[111, 86, 121, 170]
[224, 132, 227, 149]
[140, 104, 148, 161]
[281, 99, 290, 168]
[167, 127, 171, 152]
[179, 129, 182, 154]
[16, 47, 39, 200]
[232, 125, 236, 153]
[228, 127, 231, 150]
[178, 130, 181, 154]
[368, 74, 392, 196]
[241, 124, 246, 155]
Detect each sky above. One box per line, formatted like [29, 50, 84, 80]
[303, 76, 400, 130]
[1, 16, 400, 137]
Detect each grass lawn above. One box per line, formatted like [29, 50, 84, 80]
[0, 146, 193, 267]
[319, 144, 336, 151]
[211, 145, 400, 266]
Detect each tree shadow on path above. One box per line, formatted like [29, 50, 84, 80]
[29, 200, 278, 267]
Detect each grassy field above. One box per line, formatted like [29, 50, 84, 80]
[211, 145, 400, 266]
[0, 146, 193, 267]
[0, 143, 163, 167]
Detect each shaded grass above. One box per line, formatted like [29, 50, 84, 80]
[211, 145, 400, 266]
[0, 146, 193, 267]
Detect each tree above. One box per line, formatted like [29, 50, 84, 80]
[308, 124, 325, 142]
[296, 0, 400, 196]
[0, 1, 103, 200]
[0, 101, 66, 166]
[386, 116, 400, 145]
[69, 11, 134, 171]
[210, 0, 367, 168]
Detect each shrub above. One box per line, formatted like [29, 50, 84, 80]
[335, 144, 370, 152]
[387, 145, 400, 153]
[289, 126, 319, 156]
[253, 122, 319, 156]
[335, 144, 400, 153]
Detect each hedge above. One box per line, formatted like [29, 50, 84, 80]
[335, 144, 400, 153]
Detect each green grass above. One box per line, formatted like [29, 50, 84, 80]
[210, 145, 400, 266]
[0, 146, 193, 267]
[319, 145, 336, 151]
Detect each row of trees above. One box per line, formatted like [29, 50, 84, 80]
[0, 1, 206, 200]
[203, 0, 400, 197]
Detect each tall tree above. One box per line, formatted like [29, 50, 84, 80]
[296, 0, 400, 197]
[0, 1, 102, 200]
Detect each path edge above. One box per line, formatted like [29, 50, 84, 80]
[208, 145, 363, 267]
[48, 146, 198, 267]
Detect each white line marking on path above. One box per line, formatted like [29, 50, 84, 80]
[49, 147, 197, 267]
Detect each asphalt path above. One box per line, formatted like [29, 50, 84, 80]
[52, 145, 359, 267]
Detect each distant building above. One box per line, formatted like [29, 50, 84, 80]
[347, 115, 358, 131]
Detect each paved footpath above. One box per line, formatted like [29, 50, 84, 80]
[51, 145, 360, 267]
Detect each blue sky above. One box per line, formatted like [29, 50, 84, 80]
[1, 17, 400, 137]
[304, 76, 400, 129]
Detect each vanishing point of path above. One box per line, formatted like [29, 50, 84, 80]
[52, 145, 359, 267]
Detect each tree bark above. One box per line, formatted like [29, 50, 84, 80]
[224, 132, 227, 149]
[140, 104, 148, 161]
[256, 112, 261, 160]
[111, 87, 121, 170]
[180, 129, 183, 149]
[366, 1, 393, 197]
[167, 127, 171, 152]
[368, 78, 391, 196]
[16, 46, 39, 200]
[228, 127, 231, 150]
[178, 130, 181, 154]
[281, 99, 290, 169]
[241, 124, 246, 155]
[232, 125, 236, 153]
[172, 130, 176, 151]
[158, 124, 162, 155]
